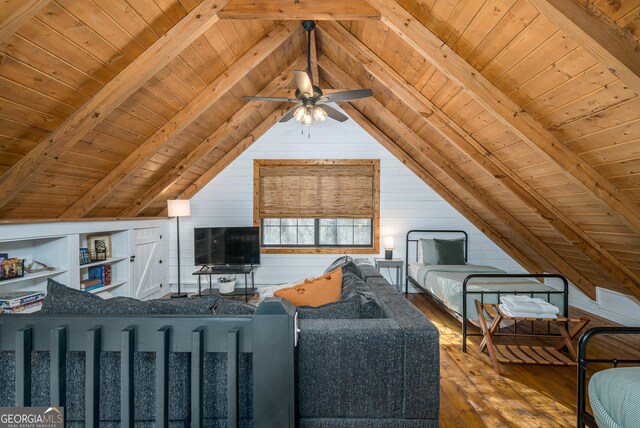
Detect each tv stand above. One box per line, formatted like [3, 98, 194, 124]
[192, 265, 257, 302]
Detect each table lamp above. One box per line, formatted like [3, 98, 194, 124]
[384, 236, 395, 260]
[168, 199, 191, 298]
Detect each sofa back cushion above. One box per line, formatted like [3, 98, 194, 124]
[41, 279, 214, 315]
[325, 256, 362, 279]
[341, 271, 385, 319]
[274, 268, 342, 307]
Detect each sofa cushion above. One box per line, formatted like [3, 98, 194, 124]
[353, 258, 384, 282]
[325, 256, 362, 279]
[341, 272, 384, 319]
[297, 296, 362, 319]
[275, 269, 342, 307]
[41, 278, 217, 315]
[212, 298, 256, 315]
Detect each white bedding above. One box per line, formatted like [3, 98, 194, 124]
[409, 263, 565, 320]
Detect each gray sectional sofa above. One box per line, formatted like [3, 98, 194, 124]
[297, 259, 440, 427]
[0, 258, 440, 427]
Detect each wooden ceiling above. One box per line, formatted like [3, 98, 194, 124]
[0, 0, 639, 299]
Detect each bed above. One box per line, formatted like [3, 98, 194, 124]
[405, 230, 569, 352]
[577, 327, 640, 428]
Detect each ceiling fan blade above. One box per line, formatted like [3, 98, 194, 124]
[321, 105, 349, 122]
[243, 96, 297, 102]
[322, 89, 373, 102]
[294, 70, 314, 97]
[279, 104, 302, 122]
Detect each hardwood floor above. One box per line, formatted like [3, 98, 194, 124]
[407, 293, 640, 428]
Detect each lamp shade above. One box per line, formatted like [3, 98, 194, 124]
[167, 199, 191, 217]
[384, 236, 395, 250]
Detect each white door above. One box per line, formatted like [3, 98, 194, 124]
[133, 227, 161, 300]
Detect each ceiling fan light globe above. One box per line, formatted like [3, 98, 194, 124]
[302, 109, 314, 126]
[314, 107, 328, 122]
[294, 106, 306, 122]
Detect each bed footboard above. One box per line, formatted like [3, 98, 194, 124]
[462, 274, 569, 352]
[577, 327, 640, 428]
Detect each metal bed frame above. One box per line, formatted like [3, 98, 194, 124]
[577, 327, 640, 428]
[405, 230, 570, 352]
[0, 299, 296, 428]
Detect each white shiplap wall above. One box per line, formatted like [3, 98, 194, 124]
[169, 108, 526, 288]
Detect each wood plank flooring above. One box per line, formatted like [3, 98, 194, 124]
[407, 293, 640, 428]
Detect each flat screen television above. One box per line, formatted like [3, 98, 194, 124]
[194, 227, 260, 266]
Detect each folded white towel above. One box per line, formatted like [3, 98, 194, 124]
[499, 304, 557, 319]
[500, 295, 559, 315]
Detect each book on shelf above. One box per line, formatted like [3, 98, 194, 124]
[2, 298, 44, 313]
[80, 279, 101, 289]
[83, 283, 104, 292]
[88, 265, 112, 287]
[0, 291, 46, 308]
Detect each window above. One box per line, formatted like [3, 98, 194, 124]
[261, 218, 373, 247]
[254, 160, 380, 254]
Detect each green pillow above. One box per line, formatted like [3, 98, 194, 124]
[433, 238, 466, 265]
[420, 238, 438, 265]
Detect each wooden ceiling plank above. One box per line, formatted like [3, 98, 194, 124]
[320, 21, 640, 297]
[528, 0, 640, 93]
[0, 0, 231, 209]
[155, 106, 290, 216]
[218, 0, 381, 20]
[0, 0, 50, 45]
[58, 21, 299, 219]
[368, 0, 640, 235]
[320, 55, 599, 298]
[119, 57, 305, 217]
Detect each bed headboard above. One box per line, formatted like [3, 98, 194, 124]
[405, 230, 469, 265]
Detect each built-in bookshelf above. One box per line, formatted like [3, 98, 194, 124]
[78, 230, 130, 297]
[0, 235, 70, 293]
[0, 219, 169, 304]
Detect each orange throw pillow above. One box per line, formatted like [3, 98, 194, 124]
[274, 268, 342, 307]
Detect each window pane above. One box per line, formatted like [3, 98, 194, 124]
[282, 218, 297, 226]
[263, 219, 280, 226]
[320, 223, 337, 244]
[354, 219, 371, 226]
[263, 226, 280, 245]
[298, 219, 314, 226]
[337, 219, 354, 226]
[337, 226, 354, 245]
[354, 226, 371, 245]
[281, 226, 297, 245]
[319, 219, 336, 227]
[299, 226, 315, 244]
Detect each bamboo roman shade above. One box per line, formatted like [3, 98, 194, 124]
[256, 161, 377, 219]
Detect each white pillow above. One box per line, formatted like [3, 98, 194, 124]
[258, 279, 306, 303]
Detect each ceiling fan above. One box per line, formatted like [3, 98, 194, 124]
[243, 20, 373, 126]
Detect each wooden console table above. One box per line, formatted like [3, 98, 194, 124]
[475, 300, 590, 374]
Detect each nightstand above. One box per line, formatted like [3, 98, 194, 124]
[374, 258, 404, 292]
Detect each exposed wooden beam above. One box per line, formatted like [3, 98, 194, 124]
[320, 56, 599, 298]
[120, 58, 304, 217]
[320, 22, 639, 296]
[156, 107, 289, 216]
[59, 21, 299, 219]
[369, 0, 640, 235]
[529, 0, 640, 92]
[0, 0, 50, 44]
[0, 0, 231, 209]
[218, 0, 381, 20]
